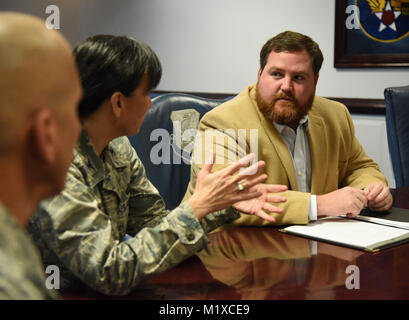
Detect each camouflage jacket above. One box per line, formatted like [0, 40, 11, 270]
[29, 129, 239, 296]
[0, 203, 58, 299]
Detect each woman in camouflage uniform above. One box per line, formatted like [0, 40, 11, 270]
[29, 35, 287, 296]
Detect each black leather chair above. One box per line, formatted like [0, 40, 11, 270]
[384, 85, 409, 187]
[128, 93, 233, 209]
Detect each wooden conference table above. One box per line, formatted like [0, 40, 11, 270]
[63, 187, 409, 300]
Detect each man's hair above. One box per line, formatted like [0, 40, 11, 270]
[259, 31, 323, 75]
[73, 35, 162, 118]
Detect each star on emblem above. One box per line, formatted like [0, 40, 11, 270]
[374, 0, 401, 32]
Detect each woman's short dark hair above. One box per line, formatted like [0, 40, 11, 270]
[73, 35, 162, 118]
[259, 31, 323, 75]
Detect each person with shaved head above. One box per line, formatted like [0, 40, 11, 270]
[0, 12, 82, 299]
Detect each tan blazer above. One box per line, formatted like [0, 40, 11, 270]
[183, 84, 387, 226]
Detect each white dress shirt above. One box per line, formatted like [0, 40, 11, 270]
[273, 116, 318, 222]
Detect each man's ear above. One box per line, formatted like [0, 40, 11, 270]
[31, 109, 57, 165]
[257, 68, 262, 79]
[314, 73, 319, 85]
[110, 92, 124, 118]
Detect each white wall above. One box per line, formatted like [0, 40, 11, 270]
[0, 0, 80, 45]
[75, 0, 409, 98]
[75, 0, 403, 186]
[0, 0, 400, 186]
[2, 0, 407, 97]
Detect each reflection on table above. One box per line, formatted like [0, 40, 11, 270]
[62, 186, 409, 300]
[197, 227, 363, 299]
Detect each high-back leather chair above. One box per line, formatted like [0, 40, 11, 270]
[128, 93, 233, 209]
[384, 85, 409, 188]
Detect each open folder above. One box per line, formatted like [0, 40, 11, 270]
[281, 207, 409, 252]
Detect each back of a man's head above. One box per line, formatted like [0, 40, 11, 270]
[0, 12, 82, 225]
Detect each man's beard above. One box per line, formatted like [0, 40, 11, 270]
[256, 84, 315, 126]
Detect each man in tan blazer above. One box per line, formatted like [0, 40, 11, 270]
[183, 31, 392, 226]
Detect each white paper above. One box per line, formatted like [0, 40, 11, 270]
[284, 217, 409, 250]
[354, 215, 409, 230]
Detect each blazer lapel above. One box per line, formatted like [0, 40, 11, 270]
[253, 105, 298, 190]
[308, 112, 328, 195]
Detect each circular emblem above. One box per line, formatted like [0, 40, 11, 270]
[356, 0, 409, 43]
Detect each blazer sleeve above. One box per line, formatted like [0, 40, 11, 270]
[183, 119, 311, 226]
[338, 106, 388, 188]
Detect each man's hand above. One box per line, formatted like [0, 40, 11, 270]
[233, 184, 287, 223]
[363, 182, 393, 211]
[188, 153, 266, 220]
[316, 187, 368, 218]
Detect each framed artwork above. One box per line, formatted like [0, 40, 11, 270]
[334, 0, 409, 67]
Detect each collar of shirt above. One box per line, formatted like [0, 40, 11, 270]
[273, 115, 309, 156]
[271, 114, 312, 194]
[75, 129, 128, 188]
[272, 115, 309, 135]
[0, 202, 21, 232]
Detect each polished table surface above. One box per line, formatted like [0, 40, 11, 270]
[63, 186, 409, 300]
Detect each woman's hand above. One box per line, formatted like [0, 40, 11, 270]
[188, 153, 286, 222]
[233, 183, 287, 223]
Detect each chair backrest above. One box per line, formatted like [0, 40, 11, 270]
[384, 85, 409, 188]
[128, 93, 233, 209]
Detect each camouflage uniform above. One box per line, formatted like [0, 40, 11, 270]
[28, 129, 239, 296]
[0, 203, 58, 299]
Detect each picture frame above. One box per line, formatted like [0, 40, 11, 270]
[334, 0, 409, 68]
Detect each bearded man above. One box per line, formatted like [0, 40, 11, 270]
[183, 31, 392, 226]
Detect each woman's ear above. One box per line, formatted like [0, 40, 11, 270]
[110, 92, 124, 118]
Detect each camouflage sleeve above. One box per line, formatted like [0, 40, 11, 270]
[125, 144, 240, 235]
[0, 206, 59, 300]
[198, 207, 240, 233]
[125, 147, 170, 234]
[35, 166, 237, 296]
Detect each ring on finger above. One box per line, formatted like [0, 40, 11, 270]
[237, 182, 245, 192]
